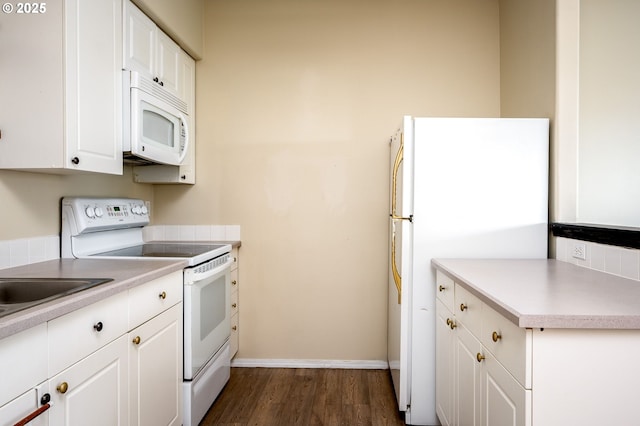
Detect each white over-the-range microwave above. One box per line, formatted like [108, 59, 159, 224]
[122, 70, 190, 166]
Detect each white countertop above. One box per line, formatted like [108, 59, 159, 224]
[431, 259, 640, 329]
[0, 258, 187, 339]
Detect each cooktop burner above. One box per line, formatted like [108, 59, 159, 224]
[95, 243, 227, 258]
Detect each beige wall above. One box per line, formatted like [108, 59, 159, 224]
[132, 0, 204, 59]
[0, 168, 153, 240]
[499, 0, 556, 118]
[155, 0, 502, 361]
[498, 0, 556, 252]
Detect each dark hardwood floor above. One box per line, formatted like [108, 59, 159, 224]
[200, 367, 406, 426]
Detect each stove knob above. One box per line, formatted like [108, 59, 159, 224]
[94, 207, 104, 218]
[132, 205, 141, 215]
[141, 205, 149, 215]
[85, 206, 95, 218]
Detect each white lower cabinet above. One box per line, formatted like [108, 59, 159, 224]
[0, 271, 183, 426]
[230, 246, 240, 358]
[48, 335, 129, 426]
[0, 323, 48, 419]
[0, 383, 49, 426]
[455, 323, 482, 426]
[436, 271, 530, 426]
[435, 299, 454, 426]
[482, 351, 530, 426]
[128, 304, 182, 426]
[436, 269, 640, 426]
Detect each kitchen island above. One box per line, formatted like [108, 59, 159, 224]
[432, 258, 640, 426]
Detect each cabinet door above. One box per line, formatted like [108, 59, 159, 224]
[123, 0, 156, 77]
[481, 351, 531, 426]
[48, 335, 128, 426]
[180, 50, 196, 114]
[156, 30, 182, 99]
[455, 324, 482, 426]
[435, 299, 455, 426]
[0, 1, 65, 170]
[129, 304, 183, 426]
[64, 0, 123, 174]
[0, 323, 47, 407]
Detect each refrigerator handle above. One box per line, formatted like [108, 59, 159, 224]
[390, 214, 413, 222]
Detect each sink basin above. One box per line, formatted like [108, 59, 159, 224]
[0, 278, 113, 318]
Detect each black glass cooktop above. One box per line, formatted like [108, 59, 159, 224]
[95, 243, 226, 258]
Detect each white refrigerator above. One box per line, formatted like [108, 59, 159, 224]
[388, 116, 549, 425]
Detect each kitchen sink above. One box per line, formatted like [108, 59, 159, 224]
[0, 278, 113, 318]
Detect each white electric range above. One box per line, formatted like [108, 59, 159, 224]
[61, 197, 232, 426]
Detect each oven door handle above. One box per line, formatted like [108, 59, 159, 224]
[185, 257, 233, 284]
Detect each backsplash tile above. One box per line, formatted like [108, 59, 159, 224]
[555, 237, 640, 281]
[0, 241, 10, 269]
[143, 225, 241, 242]
[0, 235, 60, 269]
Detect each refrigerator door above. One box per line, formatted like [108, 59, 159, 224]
[388, 116, 413, 411]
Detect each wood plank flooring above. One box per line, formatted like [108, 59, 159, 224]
[200, 367, 406, 426]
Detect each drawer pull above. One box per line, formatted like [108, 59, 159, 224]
[232, 280, 237, 286]
[232, 303, 237, 308]
[56, 382, 69, 394]
[93, 321, 103, 332]
[132, 336, 141, 345]
[438, 285, 446, 292]
[460, 303, 467, 312]
[446, 318, 452, 326]
[449, 321, 457, 330]
[159, 291, 167, 300]
[476, 353, 485, 363]
[232, 326, 237, 331]
[492, 331, 502, 342]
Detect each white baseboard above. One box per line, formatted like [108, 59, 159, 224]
[230, 358, 388, 370]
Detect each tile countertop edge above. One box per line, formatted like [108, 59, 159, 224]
[0, 258, 188, 340]
[431, 258, 640, 330]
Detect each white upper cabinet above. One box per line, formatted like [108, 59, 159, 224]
[124, 0, 191, 105]
[124, 1, 156, 76]
[0, 0, 123, 175]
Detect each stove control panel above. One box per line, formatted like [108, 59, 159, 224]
[62, 197, 150, 236]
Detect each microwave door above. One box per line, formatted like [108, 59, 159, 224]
[128, 88, 189, 165]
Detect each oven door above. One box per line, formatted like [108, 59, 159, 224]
[183, 256, 232, 380]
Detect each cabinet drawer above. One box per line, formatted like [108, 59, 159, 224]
[0, 324, 47, 407]
[436, 271, 455, 311]
[129, 271, 182, 329]
[231, 290, 238, 316]
[231, 268, 239, 291]
[230, 313, 238, 358]
[230, 247, 239, 271]
[481, 304, 532, 388]
[49, 291, 128, 377]
[454, 283, 482, 338]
